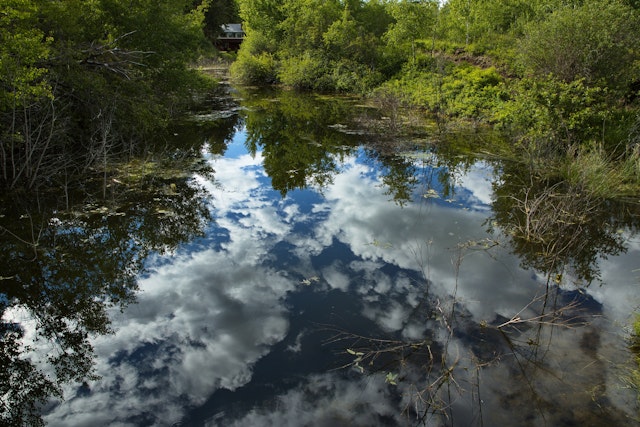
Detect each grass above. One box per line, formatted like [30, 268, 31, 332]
[560, 144, 640, 198]
[628, 314, 640, 407]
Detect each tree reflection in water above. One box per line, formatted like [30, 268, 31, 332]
[0, 114, 237, 426]
[314, 140, 640, 425]
[2, 85, 638, 425]
[241, 88, 362, 197]
[483, 165, 639, 424]
[490, 163, 639, 284]
[239, 89, 639, 424]
[239, 86, 443, 206]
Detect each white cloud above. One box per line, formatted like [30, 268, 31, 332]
[45, 246, 296, 426]
[40, 142, 640, 426]
[45, 148, 301, 426]
[309, 159, 541, 324]
[215, 373, 402, 427]
[457, 160, 495, 208]
[321, 262, 351, 292]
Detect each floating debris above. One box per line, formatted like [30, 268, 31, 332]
[300, 276, 320, 286]
[423, 189, 439, 199]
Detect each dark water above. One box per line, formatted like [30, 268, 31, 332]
[2, 86, 639, 426]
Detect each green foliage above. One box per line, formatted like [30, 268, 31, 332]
[279, 53, 331, 90]
[237, 0, 285, 43]
[440, 0, 521, 47]
[355, 0, 394, 37]
[323, 8, 378, 66]
[0, 0, 213, 189]
[231, 48, 278, 85]
[331, 60, 386, 93]
[278, 0, 342, 57]
[495, 77, 611, 153]
[381, 69, 441, 109]
[0, 0, 52, 109]
[232, 0, 286, 84]
[277, 53, 384, 93]
[518, 0, 640, 91]
[440, 65, 505, 119]
[374, 62, 505, 122]
[233, 0, 392, 89]
[383, 0, 439, 64]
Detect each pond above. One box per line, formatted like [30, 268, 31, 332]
[1, 84, 639, 426]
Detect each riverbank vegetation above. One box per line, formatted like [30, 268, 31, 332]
[2, 0, 639, 196]
[631, 314, 640, 404]
[231, 0, 640, 197]
[0, 0, 241, 190]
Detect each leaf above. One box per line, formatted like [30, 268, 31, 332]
[385, 372, 398, 385]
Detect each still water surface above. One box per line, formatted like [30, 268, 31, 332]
[2, 86, 639, 426]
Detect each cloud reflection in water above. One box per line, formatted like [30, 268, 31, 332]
[44, 131, 639, 426]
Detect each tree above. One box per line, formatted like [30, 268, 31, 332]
[323, 8, 378, 67]
[440, 0, 536, 50]
[237, 0, 285, 51]
[0, 0, 54, 187]
[0, 0, 213, 189]
[383, 0, 439, 64]
[0, 0, 51, 111]
[278, 0, 342, 58]
[519, 0, 640, 91]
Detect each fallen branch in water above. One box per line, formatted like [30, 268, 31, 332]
[496, 292, 590, 330]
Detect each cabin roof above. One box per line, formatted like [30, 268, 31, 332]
[221, 24, 243, 34]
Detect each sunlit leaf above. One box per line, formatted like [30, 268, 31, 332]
[385, 372, 398, 385]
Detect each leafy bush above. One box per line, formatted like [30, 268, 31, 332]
[231, 50, 278, 85]
[330, 60, 385, 93]
[519, 0, 640, 91]
[373, 62, 505, 121]
[278, 53, 330, 90]
[495, 77, 610, 153]
[440, 65, 505, 119]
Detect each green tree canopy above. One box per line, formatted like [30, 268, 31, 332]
[383, 0, 439, 63]
[518, 0, 640, 91]
[0, 0, 212, 189]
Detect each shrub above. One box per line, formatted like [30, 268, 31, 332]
[230, 51, 278, 85]
[440, 65, 505, 119]
[519, 0, 640, 92]
[278, 53, 331, 91]
[494, 77, 610, 154]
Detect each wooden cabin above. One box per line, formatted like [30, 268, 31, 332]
[215, 24, 245, 52]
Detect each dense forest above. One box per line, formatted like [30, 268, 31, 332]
[2, 0, 639, 194]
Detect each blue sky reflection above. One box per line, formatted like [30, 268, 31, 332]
[43, 127, 639, 426]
